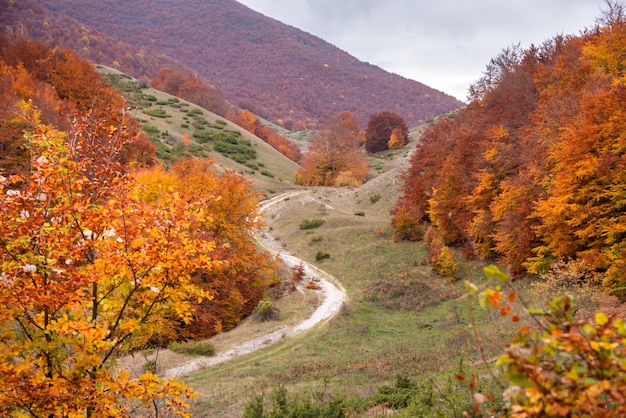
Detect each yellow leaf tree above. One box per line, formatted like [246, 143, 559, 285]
[0, 107, 215, 416]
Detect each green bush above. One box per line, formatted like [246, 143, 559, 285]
[142, 124, 160, 134]
[168, 340, 216, 356]
[251, 299, 280, 322]
[354, 211, 365, 216]
[187, 108, 204, 116]
[371, 376, 420, 409]
[300, 219, 325, 230]
[192, 130, 213, 143]
[315, 251, 330, 261]
[370, 193, 381, 204]
[142, 359, 157, 374]
[243, 385, 364, 418]
[143, 108, 169, 118]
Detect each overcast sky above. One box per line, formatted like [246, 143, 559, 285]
[237, 0, 605, 102]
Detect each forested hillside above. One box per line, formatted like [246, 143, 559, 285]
[2, 0, 462, 129]
[393, 14, 626, 295]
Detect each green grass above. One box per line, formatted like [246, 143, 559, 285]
[178, 187, 503, 416]
[96, 65, 300, 192]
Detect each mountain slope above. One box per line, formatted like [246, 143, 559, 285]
[35, 0, 462, 128]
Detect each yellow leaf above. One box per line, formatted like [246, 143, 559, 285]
[596, 312, 609, 326]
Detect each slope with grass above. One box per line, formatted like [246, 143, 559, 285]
[97, 65, 300, 193]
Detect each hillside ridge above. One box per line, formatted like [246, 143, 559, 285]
[25, 0, 462, 128]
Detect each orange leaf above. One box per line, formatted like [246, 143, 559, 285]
[519, 325, 530, 333]
[470, 376, 478, 390]
[500, 305, 511, 316]
[512, 313, 520, 322]
[508, 292, 516, 303]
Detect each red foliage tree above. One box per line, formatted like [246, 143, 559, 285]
[233, 109, 302, 162]
[365, 111, 408, 153]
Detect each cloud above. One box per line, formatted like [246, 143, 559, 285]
[238, 0, 604, 101]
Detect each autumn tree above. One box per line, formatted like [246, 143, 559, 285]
[391, 15, 626, 284]
[150, 68, 230, 118]
[0, 102, 210, 416]
[136, 159, 276, 339]
[234, 109, 302, 162]
[296, 111, 369, 186]
[364, 111, 408, 153]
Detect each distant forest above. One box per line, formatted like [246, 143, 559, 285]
[0, 0, 462, 129]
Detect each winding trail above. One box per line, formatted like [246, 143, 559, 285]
[163, 191, 346, 379]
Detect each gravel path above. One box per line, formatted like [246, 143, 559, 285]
[163, 191, 346, 379]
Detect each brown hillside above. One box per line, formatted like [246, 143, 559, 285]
[30, 0, 462, 128]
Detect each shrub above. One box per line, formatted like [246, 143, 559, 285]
[300, 219, 325, 230]
[370, 193, 381, 204]
[292, 263, 306, 282]
[168, 340, 216, 356]
[392, 207, 424, 241]
[251, 299, 280, 322]
[243, 385, 363, 418]
[434, 246, 458, 279]
[354, 211, 365, 216]
[315, 251, 330, 261]
[371, 376, 420, 409]
[187, 108, 203, 116]
[142, 124, 160, 134]
[143, 108, 169, 118]
[142, 359, 157, 374]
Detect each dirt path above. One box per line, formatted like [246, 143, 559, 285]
[162, 191, 346, 379]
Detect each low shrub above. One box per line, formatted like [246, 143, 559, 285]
[142, 359, 157, 374]
[315, 251, 330, 261]
[168, 340, 216, 356]
[300, 219, 325, 230]
[243, 385, 366, 418]
[251, 298, 280, 322]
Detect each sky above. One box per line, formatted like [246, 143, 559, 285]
[237, 0, 605, 102]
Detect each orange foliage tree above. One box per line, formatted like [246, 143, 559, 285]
[296, 111, 368, 186]
[392, 13, 626, 288]
[0, 36, 155, 177]
[0, 105, 211, 416]
[136, 159, 276, 339]
[234, 109, 302, 162]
